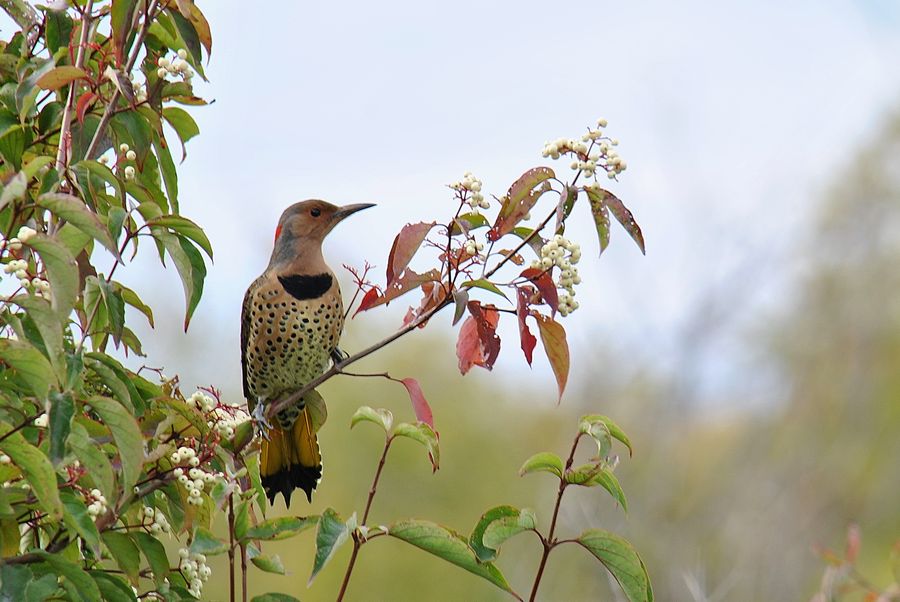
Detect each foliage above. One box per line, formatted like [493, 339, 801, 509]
[0, 1, 649, 600]
[810, 525, 900, 601]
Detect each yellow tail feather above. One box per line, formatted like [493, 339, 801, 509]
[260, 407, 322, 506]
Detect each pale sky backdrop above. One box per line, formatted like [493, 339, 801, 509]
[112, 0, 900, 413]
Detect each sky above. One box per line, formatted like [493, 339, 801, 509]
[104, 0, 900, 411]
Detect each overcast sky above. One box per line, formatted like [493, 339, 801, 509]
[100, 0, 900, 409]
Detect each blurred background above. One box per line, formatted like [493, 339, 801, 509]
[108, 1, 900, 599]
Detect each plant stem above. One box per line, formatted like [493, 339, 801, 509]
[528, 433, 582, 602]
[240, 542, 248, 602]
[82, 0, 158, 162]
[336, 436, 393, 602]
[55, 0, 94, 176]
[227, 494, 236, 602]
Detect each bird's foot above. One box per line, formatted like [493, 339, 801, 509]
[252, 402, 273, 441]
[330, 347, 350, 366]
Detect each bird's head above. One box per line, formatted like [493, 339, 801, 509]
[269, 199, 374, 268]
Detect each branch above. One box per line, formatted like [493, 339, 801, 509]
[82, 0, 159, 162]
[55, 0, 94, 176]
[336, 435, 394, 602]
[0, 0, 38, 33]
[528, 432, 582, 602]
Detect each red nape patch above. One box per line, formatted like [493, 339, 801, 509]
[274, 224, 283, 242]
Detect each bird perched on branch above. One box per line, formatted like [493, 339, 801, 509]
[241, 200, 373, 505]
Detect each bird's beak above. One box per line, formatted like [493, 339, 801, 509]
[332, 203, 375, 222]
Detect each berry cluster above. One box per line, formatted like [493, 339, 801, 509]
[450, 172, 490, 210]
[177, 548, 211, 598]
[530, 235, 582, 316]
[119, 143, 136, 180]
[130, 72, 148, 104]
[86, 488, 109, 518]
[141, 506, 172, 534]
[169, 446, 219, 506]
[542, 118, 627, 181]
[156, 49, 194, 81]
[463, 239, 485, 257]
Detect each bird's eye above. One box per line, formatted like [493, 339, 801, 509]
[310, 207, 321, 217]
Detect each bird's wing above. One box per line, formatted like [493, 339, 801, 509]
[240, 277, 261, 409]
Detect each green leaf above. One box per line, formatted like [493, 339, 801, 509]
[483, 508, 536, 549]
[60, 489, 101, 551]
[84, 356, 133, 414]
[8, 295, 65, 383]
[250, 595, 300, 602]
[591, 468, 628, 512]
[98, 277, 125, 345]
[251, 553, 286, 574]
[102, 532, 141, 585]
[67, 422, 114, 502]
[89, 570, 138, 602]
[450, 212, 489, 236]
[469, 505, 519, 562]
[74, 160, 124, 201]
[233, 499, 250, 541]
[26, 234, 79, 318]
[48, 391, 74, 465]
[350, 406, 393, 433]
[148, 215, 212, 258]
[152, 129, 178, 212]
[153, 229, 206, 330]
[461, 278, 509, 301]
[56, 222, 93, 257]
[0, 171, 26, 209]
[0, 126, 25, 171]
[110, 110, 152, 167]
[392, 422, 440, 472]
[452, 289, 469, 326]
[22, 156, 53, 181]
[37, 193, 119, 255]
[162, 107, 199, 160]
[35, 65, 87, 90]
[0, 338, 56, 399]
[87, 396, 143, 494]
[244, 515, 318, 542]
[132, 532, 170, 587]
[189, 526, 228, 556]
[309, 508, 351, 584]
[117, 283, 154, 327]
[579, 414, 633, 457]
[110, 0, 139, 64]
[0, 421, 63, 520]
[518, 451, 563, 478]
[586, 188, 611, 255]
[389, 519, 513, 593]
[37, 552, 102, 600]
[577, 529, 653, 602]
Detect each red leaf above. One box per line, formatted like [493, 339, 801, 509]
[355, 269, 441, 313]
[455, 303, 501, 374]
[516, 288, 537, 365]
[386, 222, 435, 286]
[353, 287, 380, 317]
[76, 91, 96, 125]
[400, 378, 434, 428]
[534, 313, 569, 401]
[456, 315, 482, 375]
[600, 189, 646, 255]
[488, 167, 554, 241]
[520, 268, 559, 315]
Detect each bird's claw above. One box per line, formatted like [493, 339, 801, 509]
[331, 347, 350, 366]
[252, 403, 273, 441]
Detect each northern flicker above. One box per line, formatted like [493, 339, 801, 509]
[241, 199, 373, 505]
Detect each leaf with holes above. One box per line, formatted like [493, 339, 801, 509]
[602, 189, 645, 255]
[386, 222, 435, 286]
[586, 188, 611, 255]
[534, 313, 569, 401]
[516, 288, 537, 365]
[489, 166, 555, 240]
[456, 303, 501, 375]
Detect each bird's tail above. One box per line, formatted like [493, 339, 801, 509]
[260, 407, 322, 506]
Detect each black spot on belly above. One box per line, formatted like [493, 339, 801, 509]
[278, 273, 332, 300]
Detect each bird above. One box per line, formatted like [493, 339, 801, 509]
[241, 199, 374, 506]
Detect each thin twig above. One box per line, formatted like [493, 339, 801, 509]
[336, 436, 393, 602]
[82, 0, 159, 162]
[55, 0, 94, 176]
[228, 494, 236, 602]
[528, 433, 582, 602]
